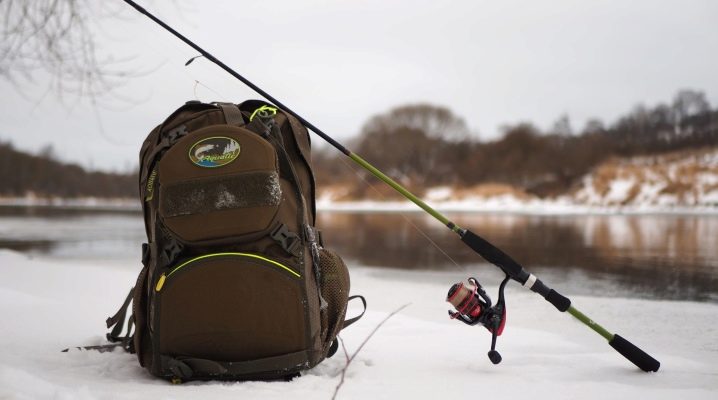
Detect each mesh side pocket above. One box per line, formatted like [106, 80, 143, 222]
[318, 248, 350, 354]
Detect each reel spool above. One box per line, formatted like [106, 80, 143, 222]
[446, 275, 510, 364]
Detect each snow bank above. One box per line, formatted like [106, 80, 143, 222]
[1, 250, 716, 399]
[318, 148, 718, 214]
[574, 149, 718, 208]
[316, 196, 718, 215]
[0, 197, 140, 211]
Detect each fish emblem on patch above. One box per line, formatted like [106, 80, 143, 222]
[188, 136, 241, 168]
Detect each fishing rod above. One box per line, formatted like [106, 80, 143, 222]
[122, 0, 660, 372]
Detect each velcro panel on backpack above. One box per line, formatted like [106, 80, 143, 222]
[158, 125, 281, 243]
[161, 171, 281, 217]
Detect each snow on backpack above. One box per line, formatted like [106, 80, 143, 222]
[103, 100, 365, 381]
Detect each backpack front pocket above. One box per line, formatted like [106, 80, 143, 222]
[157, 125, 282, 243]
[153, 253, 306, 362]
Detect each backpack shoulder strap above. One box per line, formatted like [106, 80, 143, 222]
[62, 287, 136, 353]
[104, 287, 136, 352]
[326, 295, 367, 358]
[343, 295, 367, 329]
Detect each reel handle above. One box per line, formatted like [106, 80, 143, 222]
[488, 324, 502, 364]
[488, 350, 502, 364]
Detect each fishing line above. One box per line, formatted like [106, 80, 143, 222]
[337, 155, 463, 270]
[190, 77, 229, 101]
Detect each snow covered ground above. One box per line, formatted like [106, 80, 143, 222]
[1, 250, 716, 399]
[316, 196, 718, 215]
[3, 194, 717, 218]
[573, 149, 718, 208]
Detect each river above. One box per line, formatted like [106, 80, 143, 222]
[0, 206, 716, 302]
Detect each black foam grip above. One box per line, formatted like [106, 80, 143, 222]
[460, 229, 529, 282]
[546, 289, 571, 312]
[530, 279, 550, 297]
[609, 334, 660, 372]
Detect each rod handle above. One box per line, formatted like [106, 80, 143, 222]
[459, 229, 529, 282]
[608, 334, 660, 372]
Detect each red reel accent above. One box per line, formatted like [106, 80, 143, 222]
[447, 282, 483, 319]
[494, 309, 506, 336]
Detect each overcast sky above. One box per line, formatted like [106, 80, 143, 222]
[1, 0, 717, 172]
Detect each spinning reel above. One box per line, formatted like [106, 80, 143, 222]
[446, 274, 510, 365]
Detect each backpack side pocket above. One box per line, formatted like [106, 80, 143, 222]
[318, 248, 351, 356]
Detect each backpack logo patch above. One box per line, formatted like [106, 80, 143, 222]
[189, 137, 241, 168]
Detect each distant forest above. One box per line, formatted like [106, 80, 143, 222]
[315, 89, 718, 197]
[0, 143, 136, 198]
[1, 90, 716, 199]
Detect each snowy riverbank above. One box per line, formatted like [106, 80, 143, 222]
[1, 250, 716, 399]
[2, 196, 717, 216]
[316, 197, 718, 215]
[319, 147, 718, 214]
[0, 197, 140, 211]
[7, 195, 718, 215]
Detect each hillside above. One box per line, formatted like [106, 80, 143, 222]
[572, 148, 718, 207]
[318, 147, 718, 211]
[2, 140, 716, 211]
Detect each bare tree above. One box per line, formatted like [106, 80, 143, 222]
[581, 118, 605, 135]
[361, 103, 470, 142]
[0, 1, 190, 103]
[551, 114, 573, 136]
[672, 89, 710, 136]
[0, 0, 133, 100]
[356, 104, 472, 188]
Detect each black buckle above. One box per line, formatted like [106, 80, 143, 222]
[271, 224, 301, 257]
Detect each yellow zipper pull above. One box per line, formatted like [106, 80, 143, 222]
[155, 273, 167, 292]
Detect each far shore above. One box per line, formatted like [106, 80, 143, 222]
[2, 196, 717, 216]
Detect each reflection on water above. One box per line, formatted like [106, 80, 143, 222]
[316, 212, 718, 303]
[0, 206, 145, 260]
[0, 206, 716, 302]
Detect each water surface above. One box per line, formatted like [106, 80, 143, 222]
[1, 206, 716, 302]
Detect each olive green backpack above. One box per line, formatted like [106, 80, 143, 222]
[104, 100, 365, 382]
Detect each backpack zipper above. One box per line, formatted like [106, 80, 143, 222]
[155, 252, 300, 292]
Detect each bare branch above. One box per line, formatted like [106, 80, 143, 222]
[0, 0, 176, 103]
[331, 303, 411, 400]
[1, 0, 110, 99]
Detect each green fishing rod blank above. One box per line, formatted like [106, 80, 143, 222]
[348, 153, 457, 229]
